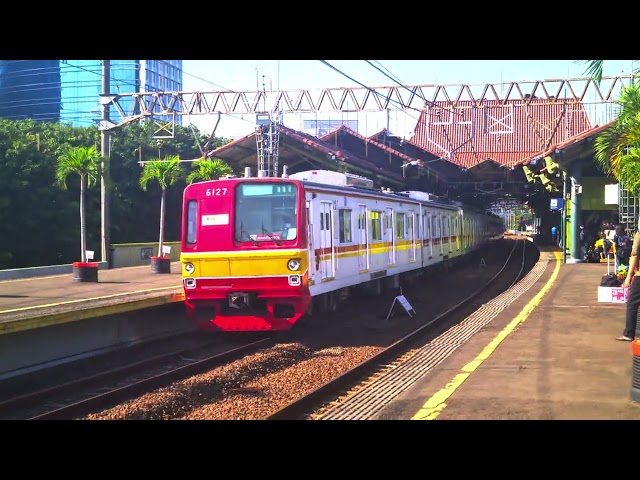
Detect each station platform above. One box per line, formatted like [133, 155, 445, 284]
[3, 245, 640, 420]
[0, 263, 183, 336]
[376, 245, 640, 420]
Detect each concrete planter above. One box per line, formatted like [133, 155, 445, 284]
[72, 261, 99, 282]
[150, 256, 171, 274]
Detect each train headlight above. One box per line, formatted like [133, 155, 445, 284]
[184, 262, 195, 274]
[287, 258, 301, 271]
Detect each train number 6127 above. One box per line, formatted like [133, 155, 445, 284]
[206, 188, 227, 196]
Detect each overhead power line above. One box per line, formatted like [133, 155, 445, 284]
[364, 60, 461, 117]
[319, 60, 422, 120]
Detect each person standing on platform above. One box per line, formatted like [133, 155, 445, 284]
[551, 226, 558, 246]
[579, 226, 587, 260]
[613, 224, 632, 272]
[619, 225, 640, 341]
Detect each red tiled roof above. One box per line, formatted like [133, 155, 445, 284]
[517, 119, 615, 165]
[205, 130, 255, 155]
[321, 125, 420, 164]
[319, 125, 462, 184]
[411, 99, 592, 169]
[368, 128, 389, 140]
[206, 124, 406, 184]
[278, 124, 402, 182]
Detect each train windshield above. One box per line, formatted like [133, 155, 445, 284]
[235, 182, 298, 244]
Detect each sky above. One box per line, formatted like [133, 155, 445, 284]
[179, 60, 635, 140]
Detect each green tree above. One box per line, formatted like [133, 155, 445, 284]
[579, 60, 605, 85]
[582, 61, 640, 194]
[594, 83, 640, 177]
[0, 117, 231, 269]
[139, 155, 183, 258]
[108, 122, 226, 244]
[579, 60, 639, 86]
[55, 145, 103, 263]
[0, 119, 100, 268]
[186, 157, 233, 183]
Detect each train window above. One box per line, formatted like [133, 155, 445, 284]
[370, 211, 382, 241]
[339, 209, 352, 243]
[396, 213, 405, 239]
[186, 200, 197, 244]
[239, 183, 295, 196]
[431, 216, 439, 237]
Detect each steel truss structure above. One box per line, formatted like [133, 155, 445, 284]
[99, 75, 635, 133]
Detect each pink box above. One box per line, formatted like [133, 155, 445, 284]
[597, 286, 629, 303]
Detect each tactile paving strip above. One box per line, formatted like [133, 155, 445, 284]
[318, 258, 549, 420]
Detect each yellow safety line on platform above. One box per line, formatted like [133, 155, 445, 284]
[411, 251, 562, 420]
[0, 285, 182, 315]
[0, 264, 177, 284]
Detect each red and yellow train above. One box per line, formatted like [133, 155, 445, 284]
[180, 169, 504, 331]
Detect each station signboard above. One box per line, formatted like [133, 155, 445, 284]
[550, 198, 564, 211]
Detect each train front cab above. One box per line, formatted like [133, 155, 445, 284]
[180, 178, 312, 331]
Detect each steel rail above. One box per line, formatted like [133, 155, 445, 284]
[266, 239, 525, 420]
[0, 336, 273, 420]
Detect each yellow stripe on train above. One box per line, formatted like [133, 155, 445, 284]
[181, 250, 309, 277]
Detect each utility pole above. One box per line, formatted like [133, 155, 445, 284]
[100, 60, 111, 265]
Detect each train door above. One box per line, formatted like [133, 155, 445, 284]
[306, 198, 316, 284]
[357, 204, 369, 271]
[319, 201, 335, 279]
[441, 215, 449, 255]
[425, 212, 433, 259]
[452, 216, 457, 253]
[472, 219, 476, 247]
[461, 216, 466, 250]
[433, 215, 442, 257]
[409, 209, 417, 262]
[386, 206, 395, 265]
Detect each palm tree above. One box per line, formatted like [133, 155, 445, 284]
[139, 155, 183, 258]
[583, 60, 640, 192]
[186, 157, 233, 184]
[594, 82, 640, 180]
[579, 60, 605, 85]
[580, 60, 639, 86]
[55, 145, 102, 263]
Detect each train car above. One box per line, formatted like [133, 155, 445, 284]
[180, 169, 504, 332]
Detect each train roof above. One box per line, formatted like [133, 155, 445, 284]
[192, 170, 493, 214]
[286, 170, 466, 210]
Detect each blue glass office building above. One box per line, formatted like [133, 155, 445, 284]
[0, 60, 182, 127]
[60, 60, 182, 126]
[140, 60, 183, 124]
[0, 60, 61, 122]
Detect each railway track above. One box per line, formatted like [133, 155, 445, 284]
[266, 238, 530, 420]
[0, 335, 274, 420]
